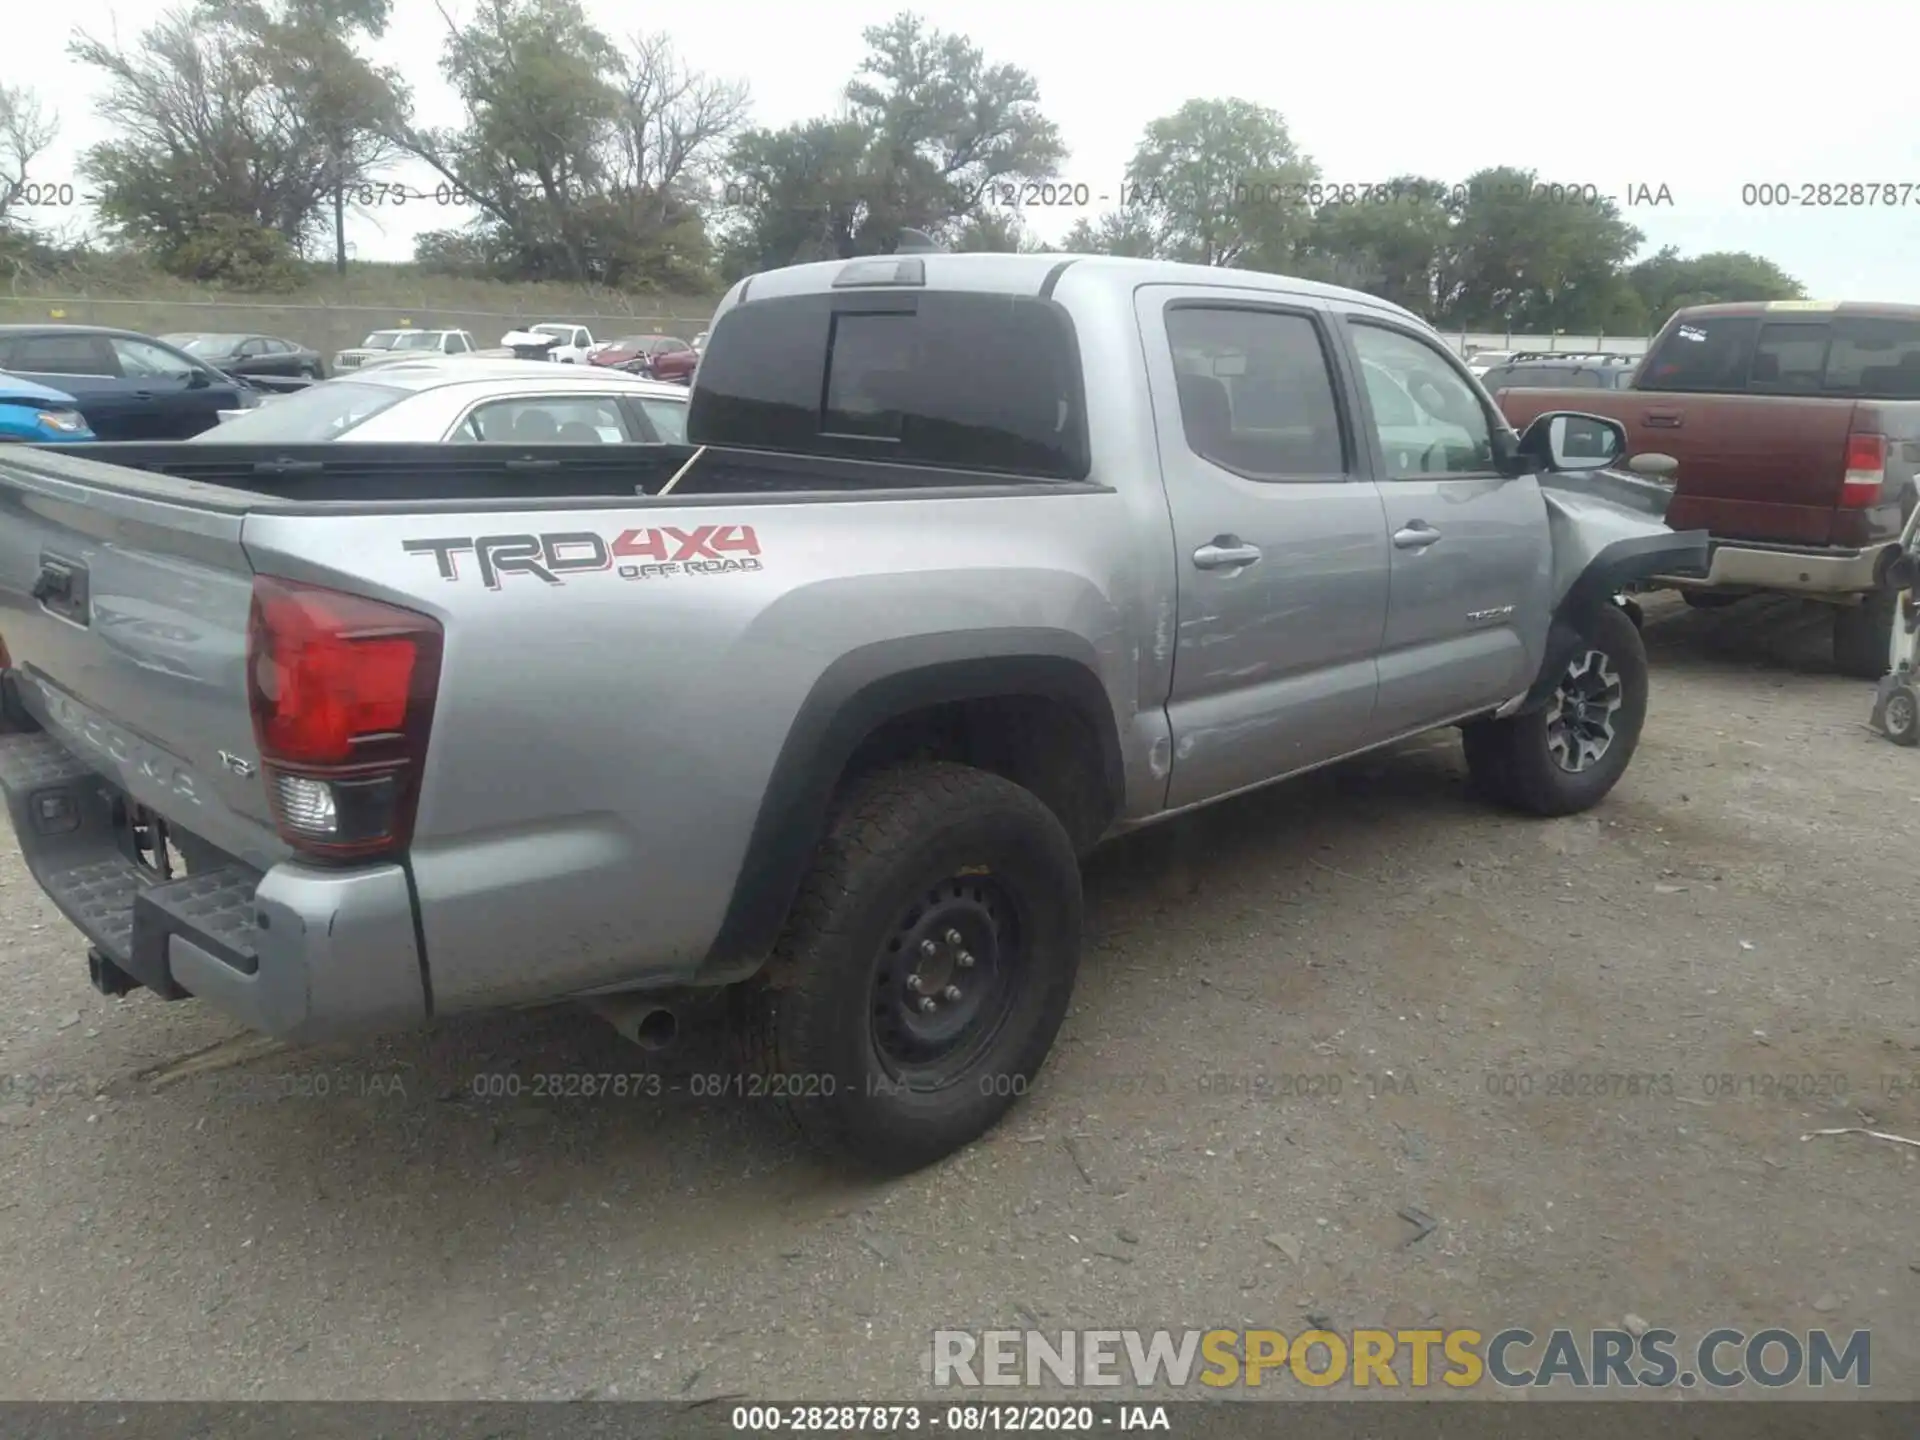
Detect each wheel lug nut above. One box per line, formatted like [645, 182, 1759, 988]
[920, 939, 938, 958]
[943, 985, 961, 1001]
[907, 975, 922, 992]
[945, 928, 963, 946]
[956, 951, 975, 968]
[918, 997, 937, 1013]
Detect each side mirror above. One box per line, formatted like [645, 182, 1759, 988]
[1626, 452, 1679, 480]
[1516, 410, 1626, 472]
[1886, 552, 1920, 593]
[187, 370, 211, 390]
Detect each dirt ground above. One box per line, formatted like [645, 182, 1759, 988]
[0, 592, 1914, 1401]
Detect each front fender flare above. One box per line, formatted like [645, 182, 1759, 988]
[1520, 528, 1709, 711]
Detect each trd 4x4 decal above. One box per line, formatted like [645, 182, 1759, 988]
[403, 525, 763, 589]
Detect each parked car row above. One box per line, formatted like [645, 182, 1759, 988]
[0, 325, 275, 440]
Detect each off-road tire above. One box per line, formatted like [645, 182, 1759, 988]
[741, 761, 1082, 1173]
[1833, 587, 1896, 680]
[1462, 602, 1649, 817]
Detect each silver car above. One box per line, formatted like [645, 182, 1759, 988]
[196, 358, 690, 444]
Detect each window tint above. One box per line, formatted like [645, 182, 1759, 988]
[1638, 315, 1759, 392]
[1361, 361, 1418, 426]
[688, 291, 1089, 479]
[112, 337, 199, 380]
[1749, 324, 1831, 392]
[1348, 322, 1496, 479]
[1823, 317, 1920, 398]
[196, 381, 409, 441]
[1163, 307, 1345, 480]
[638, 396, 687, 443]
[457, 397, 633, 444]
[5, 333, 117, 376]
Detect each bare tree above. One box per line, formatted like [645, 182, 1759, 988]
[607, 33, 749, 224]
[0, 82, 59, 229]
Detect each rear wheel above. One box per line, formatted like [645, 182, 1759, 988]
[1463, 602, 1649, 816]
[741, 761, 1082, 1172]
[1833, 587, 1896, 680]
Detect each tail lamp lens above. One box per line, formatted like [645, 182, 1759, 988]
[247, 576, 442, 860]
[1842, 432, 1887, 507]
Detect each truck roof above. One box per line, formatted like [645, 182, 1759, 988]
[728, 251, 1429, 329]
[1671, 299, 1920, 322]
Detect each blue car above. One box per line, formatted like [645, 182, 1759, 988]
[0, 371, 94, 442]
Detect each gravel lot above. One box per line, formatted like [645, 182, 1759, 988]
[0, 593, 1914, 1401]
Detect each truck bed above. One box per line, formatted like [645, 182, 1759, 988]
[9, 441, 1072, 510]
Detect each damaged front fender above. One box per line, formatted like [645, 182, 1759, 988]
[1516, 467, 1710, 712]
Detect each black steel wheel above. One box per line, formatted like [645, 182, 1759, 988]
[742, 761, 1082, 1172]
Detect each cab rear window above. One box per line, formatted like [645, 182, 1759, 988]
[1641, 311, 1920, 398]
[687, 291, 1090, 480]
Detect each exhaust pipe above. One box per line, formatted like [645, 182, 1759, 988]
[586, 994, 680, 1052]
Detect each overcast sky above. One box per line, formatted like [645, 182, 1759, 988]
[8, 0, 1918, 298]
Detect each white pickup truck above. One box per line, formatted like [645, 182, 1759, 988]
[501, 323, 596, 364]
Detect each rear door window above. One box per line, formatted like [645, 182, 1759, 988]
[1637, 315, 1760, 393]
[637, 396, 687, 443]
[1749, 323, 1833, 393]
[1823, 317, 1920, 398]
[689, 290, 1089, 479]
[1164, 305, 1347, 480]
[457, 397, 636, 443]
[2, 333, 120, 377]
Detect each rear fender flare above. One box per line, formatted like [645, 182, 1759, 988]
[697, 631, 1123, 983]
[1521, 529, 1708, 711]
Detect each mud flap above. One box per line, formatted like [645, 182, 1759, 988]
[1518, 476, 1709, 713]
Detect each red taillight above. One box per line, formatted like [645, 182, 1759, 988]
[247, 576, 442, 861]
[1842, 432, 1886, 507]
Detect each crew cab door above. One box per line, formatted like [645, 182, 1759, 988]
[1138, 286, 1390, 808]
[1337, 313, 1553, 732]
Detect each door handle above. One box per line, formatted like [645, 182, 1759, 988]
[1644, 411, 1683, 428]
[1393, 522, 1442, 550]
[1192, 538, 1262, 571]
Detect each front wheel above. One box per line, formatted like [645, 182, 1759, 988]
[1463, 602, 1649, 817]
[1879, 679, 1920, 746]
[740, 761, 1082, 1172]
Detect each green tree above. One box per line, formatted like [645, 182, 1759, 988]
[72, 0, 405, 285]
[1118, 98, 1318, 268]
[1438, 167, 1643, 331]
[717, 13, 1064, 276]
[405, 0, 744, 289]
[1628, 246, 1806, 329]
[1059, 210, 1158, 258]
[1295, 177, 1453, 312]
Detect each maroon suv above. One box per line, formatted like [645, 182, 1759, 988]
[590, 334, 698, 384]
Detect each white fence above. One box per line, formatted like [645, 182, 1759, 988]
[1439, 333, 1652, 359]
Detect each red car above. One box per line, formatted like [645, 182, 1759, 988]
[590, 333, 699, 384]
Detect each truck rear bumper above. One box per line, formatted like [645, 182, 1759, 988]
[0, 730, 426, 1043]
[1652, 539, 1892, 597]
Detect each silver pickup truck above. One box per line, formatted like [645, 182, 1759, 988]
[0, 253, 1706, 1171]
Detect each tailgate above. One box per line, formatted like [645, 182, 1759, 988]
[1495, 388, 1859, 545]
[0, 448, 282, 868]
